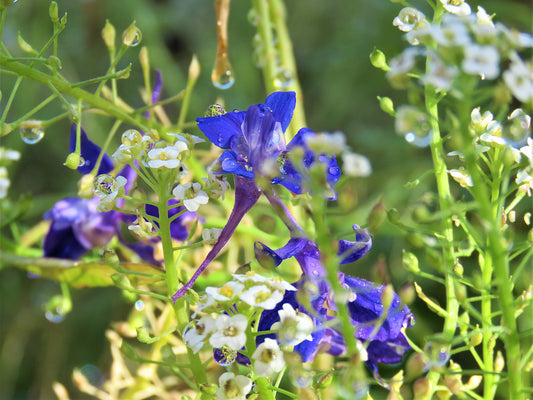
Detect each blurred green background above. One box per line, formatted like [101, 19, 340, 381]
[0, 0, 531, 399]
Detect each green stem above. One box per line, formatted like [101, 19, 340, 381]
[0, 53, 150, 133]
[157, 179, 208, 393]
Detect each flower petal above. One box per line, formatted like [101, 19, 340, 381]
[196, 111, 246, 149]
[264, 91, 296, 133]
[70, 124, 114, 175]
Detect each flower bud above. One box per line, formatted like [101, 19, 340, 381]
[122, 21, 142, 47]
[370, 47, 389, 71]
[377, 96, 395, 117]
[139, 47, 149, 71]
[458, 312, 469, 335]
[494, 351, 505, 373]
[103, 249, 120, 270]
[47, 56, 62, 69]
[413, 377, 430, 399]
[111, 273, 133, 290]
[455, 282, 467, 302]
[102, 20, 116, 50]
[465, 375, 482, 390]
[367, 200, 387, 233]
[49, 2, 59, 23]
[313, 371, 334, 390]
[136, 326, 152, 343]
[0, 0, 15, 10]
[199, 383, 218, 395]
[64, 153, 81, 170]
[406, 352, 425, 381]
[387, 208, 401, 225]
[470, 325, 482, 347]
[402, 250, 420, 273]
[17, 32, 37, 55]
[189, 54, 201, 82]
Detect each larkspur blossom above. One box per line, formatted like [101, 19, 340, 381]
[172, 91, 341, 301]
[215, 372, 252, 400]
[252, 338, 285, 377]
[255, 226, 414, 372]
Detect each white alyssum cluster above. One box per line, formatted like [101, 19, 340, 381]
[172, 182, 209, 212]
[216, 372, 252, 400]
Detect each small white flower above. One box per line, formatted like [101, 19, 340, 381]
[440, 0, 471, 16]
[438, 15, 472, 47]
[470, 107, 494, 134]
[0, 167, 10, 199]
[202, 228, 222, 244]
[239, 285, 284, 310]
[0, 148, 20, 161]
[395, 105, 430, 138]
[479, 121, 506, 146]
[305, 131, 347, 155]
[184, 315, 216, 353]
[270, 303, 314, 347]
[232, 272, 270, 285]
[209, 314, 248, 350]
[449, 168, 473, 188]
[516, 169, 533, 196]
[128, 217, 155, 238]
[202, 173, 231, 200]
[462, 44, 500, 79]
[476, 6, 493, 27]
[267, 276, 297, 292]
[508, 109, 531, 144]
[393, 7, 427, 33]
[342, 151, 372, 177]
[420, 56, 458, 90]
[496, 23, 533, 49]
[94, 175, 127, 211]
[147, 144, 186, 169]
[191, 295, 216, 318]
[252, 338, 285, 377]
[216, 372, 252, 400]
[503, 53, 533, 103]
[167, 132, 205, 146]
[519, 138, 533, 164]
[206, 282, 245, 302]
[386, 47, 421, 87]
[172, 182, 209, 212]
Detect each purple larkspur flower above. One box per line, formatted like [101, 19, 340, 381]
[255, 227, 414, 371]
[172, 92, 340, 301]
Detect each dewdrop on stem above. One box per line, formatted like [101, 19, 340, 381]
[211, 0, 235, 89]
[19, 120, 45, 144]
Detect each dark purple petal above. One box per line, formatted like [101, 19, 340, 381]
[196, 111, 246, 149]
[213, 348, 251, 366]
[272, 157, 305, 194]
[123, 240, 160, 265]
[366, 334, 411, 365]
[338, 225, 373, 264]
[43, 225, 87, 259]
[172, 176, 262, 301]
[264, 91, 296, 133]
[69, 124, 113, 175]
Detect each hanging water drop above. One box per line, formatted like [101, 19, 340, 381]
[121, 129, 143, 146]
[20, 127, 45, 144]
[211, 0, 235, 90]
[78, 156, 86, 167]
[45, 308, 66, 323]
[405, 131, 431, 147]
[93, 174, 118, 196]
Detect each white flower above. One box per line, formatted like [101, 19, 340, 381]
[0, 167, 10, 199]
[209, 314, 248, 350]
[184, 315, 216, 353]
[215, 372, 252, 400]
[305, 131, 347, 155]
[147, 143, 187, 169]
[462, 44, 500, 79]
[497, 23, 533, 49]
[206, 282, 245, 302]
[167, 132, 205, 146]
[503, 53, 533, 103]
[470, 107, 494, 134]
[508, 109, 531, 143]
[0, 148, 20, 161]
[476, 6, 493, 27]
[252, 338, 285, 377]
[420, 56, 458, 90]
[202, 228, 222, 244]
[128, 217, 155, 238]
[449, 168, 473, 187]
[395, 105, 430, 138]
[342, 151, 372, 177]
[232, 272, 270, 285]
[266, 276, 297, 292]
[239, 285, 284, 310]
[519, 138, 533, 164]
[172, 182, 209, 212]
[479, 121, 506, 146]
[393, 7, 427, 33]
[386, 47, 420, 87]
[516, 169, 533, 196]
[93, 175, 127, 211]
[438, 15, 472, 47]
[440, 0, 471, 16]
[270, 303, 313, 347]
[191, 295, 216, 318]
[202, 173, 231, 200]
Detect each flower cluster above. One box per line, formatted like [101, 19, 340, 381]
[0, 147, 20, 199]
[388, 4, 533, 101]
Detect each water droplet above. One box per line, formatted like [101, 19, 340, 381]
[80, 364, 104, 388]
[121, 129, 142, 146]
[212, 0, 234, 90]
[135, 300, 144, 311]
[405, 131, 431, 147]
[45, 308, 65, 323]
[93, 174, 118, 196]
[273, 67, 294, 89]
[214, 346, 237, 366]
[212, 60, 234, 90]
[20, 127, 44, 144]
[204, 104, 226, 117]
[247, 8, 258, 26]
[78, 157, 86, 167]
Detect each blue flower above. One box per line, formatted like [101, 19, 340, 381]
[172, 92, 342, 301]
[255, 227, 414, 371]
